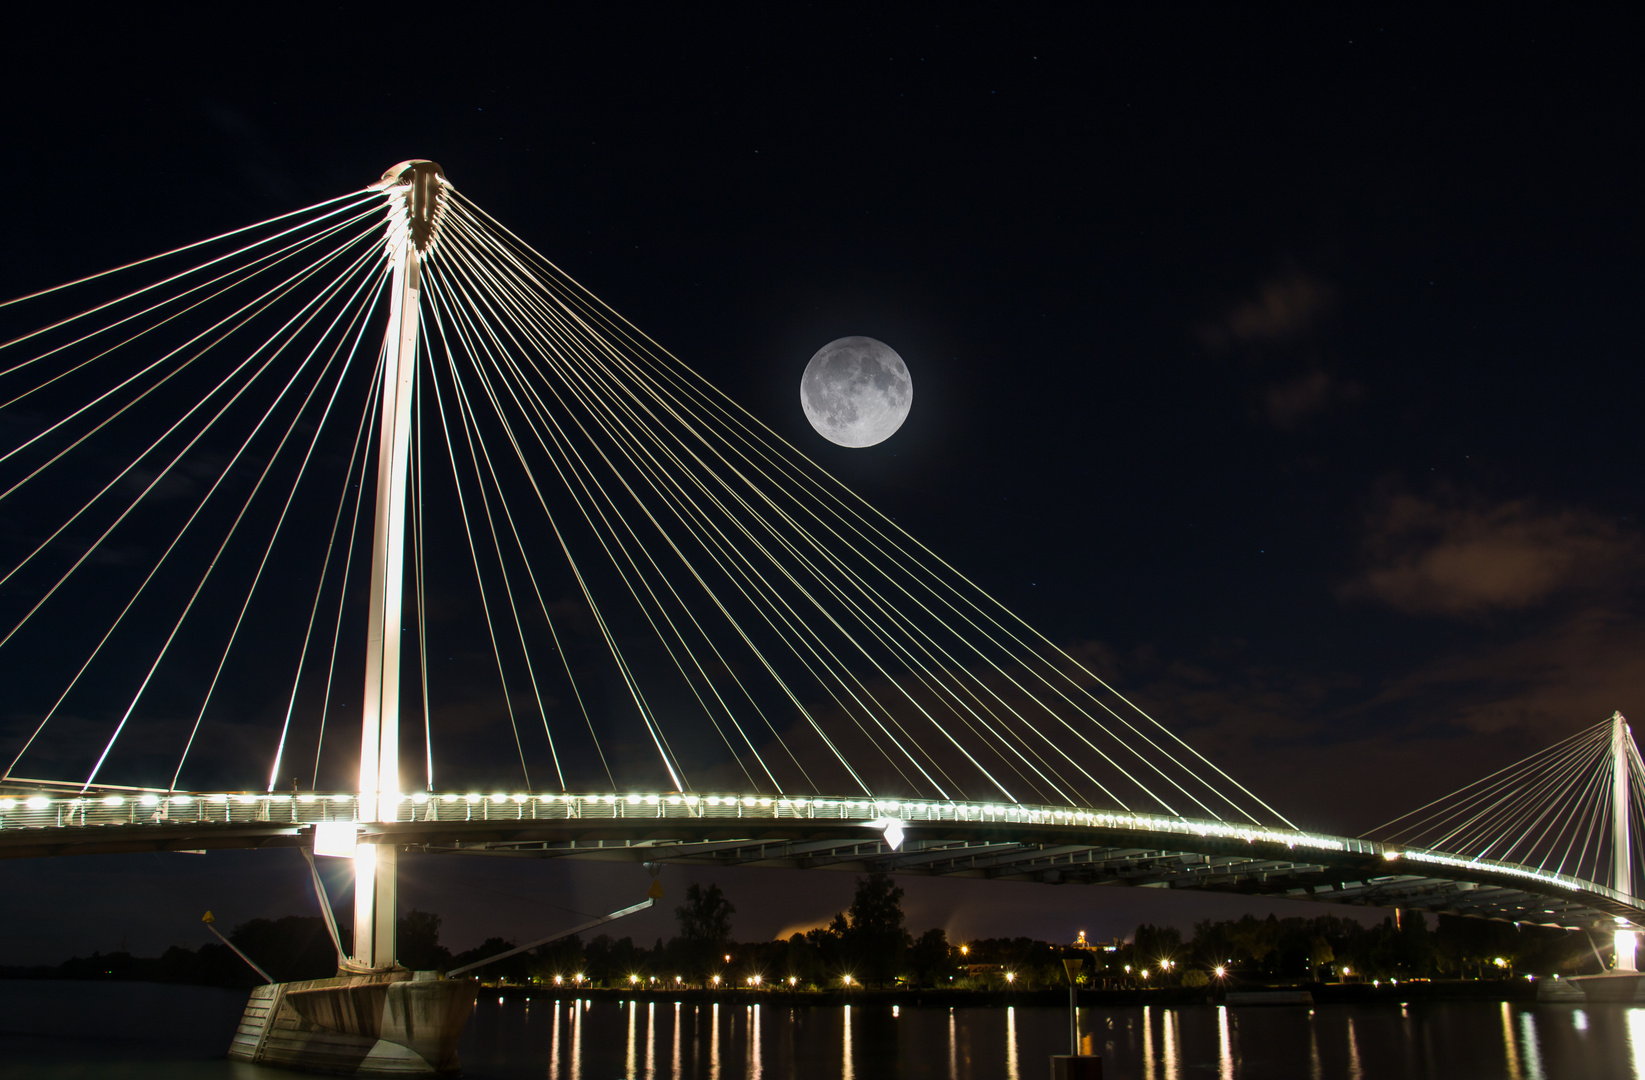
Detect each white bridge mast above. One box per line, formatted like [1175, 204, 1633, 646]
[354, 161, 447, 971]
[1614, 711, 1638, 971]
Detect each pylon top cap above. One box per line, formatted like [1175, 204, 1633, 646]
[373, 160, 447, 190]
[373, 161, 449, 254]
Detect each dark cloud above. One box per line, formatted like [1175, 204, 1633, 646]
[1199, 273, 1335, 353]
[1262, 368, 1361, 429]
[1339, 488, 1637, 616]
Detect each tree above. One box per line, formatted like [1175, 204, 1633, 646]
[675, 883, 735, 979]
[908, 927, 958, 986]
[229, 916, 337, 982]
[398, 910, 452, 972]
[1308, 935, 1335, 981]
[842, 872, 909, 987]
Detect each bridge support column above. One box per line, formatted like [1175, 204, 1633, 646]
[352, 161, 444, 972]
[1613, 712, 1637, 972]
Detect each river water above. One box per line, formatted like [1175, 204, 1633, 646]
[1, 981, 1640, 1078]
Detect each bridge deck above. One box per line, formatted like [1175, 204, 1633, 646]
[2, 790, 1635, 931]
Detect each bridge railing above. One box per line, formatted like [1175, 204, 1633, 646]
[3, 787, 1634, 909]
[0, 788, 1347, 850]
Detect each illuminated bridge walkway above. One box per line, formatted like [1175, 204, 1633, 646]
[0, 162, 1640, 970]
[4, 774, 1641, 932]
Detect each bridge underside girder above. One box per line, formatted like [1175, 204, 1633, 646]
[3, 815, 1626, 931]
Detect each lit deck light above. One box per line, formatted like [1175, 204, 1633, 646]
[442, 794, 459, 803]
[140, 795, 159, 806]
[101, 795, 123, 806]
[511, 794, 527, 804]
[645, 795, 660, 805]
[173, 795, 192, 804]
[465, 794, 481, 804]
[490, 793, 507, 804]
[600, 795, 616, 804]
[1214, 966, 1226, 978]
[685, 795, 699, 805]
[667, 796, 682, 805]
[330, 794, 350, 804]
[707, 796, 722, 806]
[0, 799, 14, 810]
[412, 792, 428, 804]
[25, 797, 48, 809]
[627, 795, 641, 805]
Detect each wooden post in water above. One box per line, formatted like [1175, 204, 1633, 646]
[1052, 957, 1101, 1079]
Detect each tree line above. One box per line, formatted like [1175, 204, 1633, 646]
[0, 873, 1610, 989]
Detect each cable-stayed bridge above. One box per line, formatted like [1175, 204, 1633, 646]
[1, 162, 1640, 981]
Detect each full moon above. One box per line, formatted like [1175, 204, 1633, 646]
[800, 336, 913, 448]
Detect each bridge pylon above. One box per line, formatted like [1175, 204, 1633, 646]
[351, 160, 448, 972]
[1613, 711, 1637, 971]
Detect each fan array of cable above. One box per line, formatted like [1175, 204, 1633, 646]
[0, 176, 1292, 830]
[1367, 717, 1645, 893]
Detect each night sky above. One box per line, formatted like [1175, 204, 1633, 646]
[2, 11, 1641, 964]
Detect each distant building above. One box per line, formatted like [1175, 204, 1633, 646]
[1071, 930, 1122, 953]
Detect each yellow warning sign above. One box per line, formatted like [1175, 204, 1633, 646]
[646, 879, 665, 900]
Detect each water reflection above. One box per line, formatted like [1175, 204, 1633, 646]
[1144, 999, 1158, 1071]
[1216, 1005, 1232, 1080]
[1162, 1006, 1180, 1080]
[1006, 1005, 1019, 1080]
[451, 997, 1645, 1079]
[1628, 1008, 1645, 1075]
[1519, 1010, 1544, 1080]
[841, 1005, 852, 1080]
[711, 1002, 721, 1080]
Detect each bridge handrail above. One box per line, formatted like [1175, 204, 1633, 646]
[1, 787, 1630, 907]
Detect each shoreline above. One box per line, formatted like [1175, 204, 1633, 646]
[481, 979, 1540, 1007]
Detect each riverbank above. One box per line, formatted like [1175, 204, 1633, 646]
[484, 978, 1539, 1007]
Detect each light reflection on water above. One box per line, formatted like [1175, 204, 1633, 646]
[1, 982, 1643, 1080]
[457, 997, 1645, 1080]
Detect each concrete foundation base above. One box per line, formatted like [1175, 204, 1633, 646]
[228, 971, 477, 1075]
